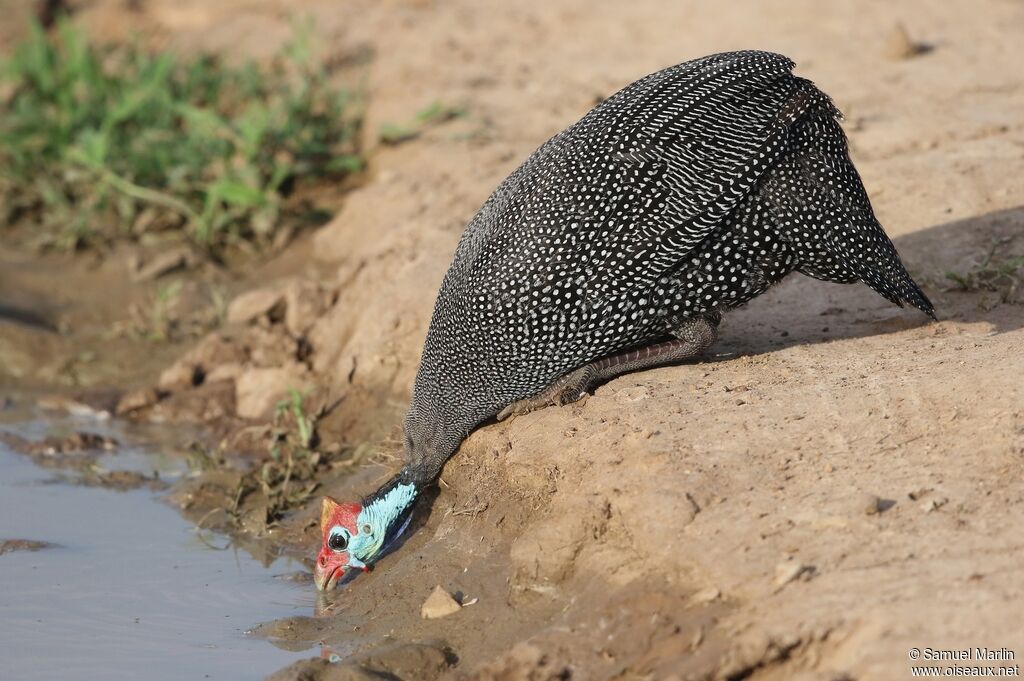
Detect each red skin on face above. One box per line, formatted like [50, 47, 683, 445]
[313, 497, 362, 591]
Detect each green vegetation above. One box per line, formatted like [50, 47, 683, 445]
[191, 388, 331, 534]
[379, 99, 467, 145]
[275, 387, 315, 451]
[252, 388, 323, 524]
[147, 281, 183, 342]
[945, 237, 1023, 305]
[0, 20, 362, 252]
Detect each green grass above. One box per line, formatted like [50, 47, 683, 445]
[147, 280, 182, 342]
[379, 99, 467, 144]
[0, 19, 363, 252]
[195, 387, 326, 534]
[944, 237, 1024, 304]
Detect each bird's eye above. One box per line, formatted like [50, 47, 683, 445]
[327, 526, 349, 552]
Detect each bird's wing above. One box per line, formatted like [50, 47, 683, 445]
[451, 51, 830, 303]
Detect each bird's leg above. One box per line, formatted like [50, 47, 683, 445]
[496, 314, 719, 420]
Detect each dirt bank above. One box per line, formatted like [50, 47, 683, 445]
[7, 1, 1024, 679]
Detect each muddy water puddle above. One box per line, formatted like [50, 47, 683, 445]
[0, 409, 318, 680]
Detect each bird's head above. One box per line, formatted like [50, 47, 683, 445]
[314, 497, 363, 591]
[313, 482, 419, 591]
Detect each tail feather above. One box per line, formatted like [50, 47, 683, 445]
[824, 220, 936, 319]
[765, 90, 936, 320]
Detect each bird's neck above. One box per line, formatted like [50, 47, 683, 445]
[353, 476, 420, 563]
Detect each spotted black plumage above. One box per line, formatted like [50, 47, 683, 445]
[350, 51, 933, 559]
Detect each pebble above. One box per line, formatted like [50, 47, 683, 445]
[133, 247, 196, 281]
[774, 561, 815, 590]
[0, 539, 58, 555]
[884, 23, 928, 60]
[689, 586, 721, 605]
[226, 288, 286, 325]
[48, 431, 119, 454]
[36, 394, 110, 420]
[157, 361, 203, 391]
[920, 497, 948, 513]
[861, 493, 883, 516]
[115, 388, 162, 415]
[421, 585, 462, 619]
[282, 280, 332, 337]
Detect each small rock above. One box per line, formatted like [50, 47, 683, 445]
[774, 561, 815, 590]
[884, 23, 929, 60]
[421, 585, 462, 619]
[908, 488, 933, 501]
[861, 493, 883, 516]
[283, 280, 332, 337]
[0, 539, 58, 555]
[115, 388, 162, 415]
[234, 365, 312, 419]
[690, 586, 721, 605]
[152, 378, 234, 422]
[157, 361, 203, 391]
[36, 394, 110, 420]
[2, 431, 118, 456]
[50, 431, 118, 454]
[921, 497, 948, 513]
[85, 469, 164, 491]
[226, 289, 286, 325]
[205, 362, 244, 384]
[158, 333, 247, 392]
[245, 326, 300, 367]
[134, 247, 196, 281]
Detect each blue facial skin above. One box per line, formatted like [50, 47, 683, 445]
[336, 483, 418, 571]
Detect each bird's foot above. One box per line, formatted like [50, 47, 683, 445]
[495, 399, 541, 421]
[496, 368, 592, 421]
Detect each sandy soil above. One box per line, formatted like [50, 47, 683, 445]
[5, 1, 1024, 679]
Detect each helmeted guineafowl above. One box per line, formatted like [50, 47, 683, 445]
[314, 50, 934, 590]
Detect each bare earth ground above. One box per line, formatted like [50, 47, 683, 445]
[4, 1, 1024, 679]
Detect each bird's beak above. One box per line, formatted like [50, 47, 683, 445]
[313, 562, 342, 591]
[313, 554, 371, 591]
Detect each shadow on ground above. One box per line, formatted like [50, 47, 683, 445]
[0, 303, 57, 333]
[717, 205, 1024, 358]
